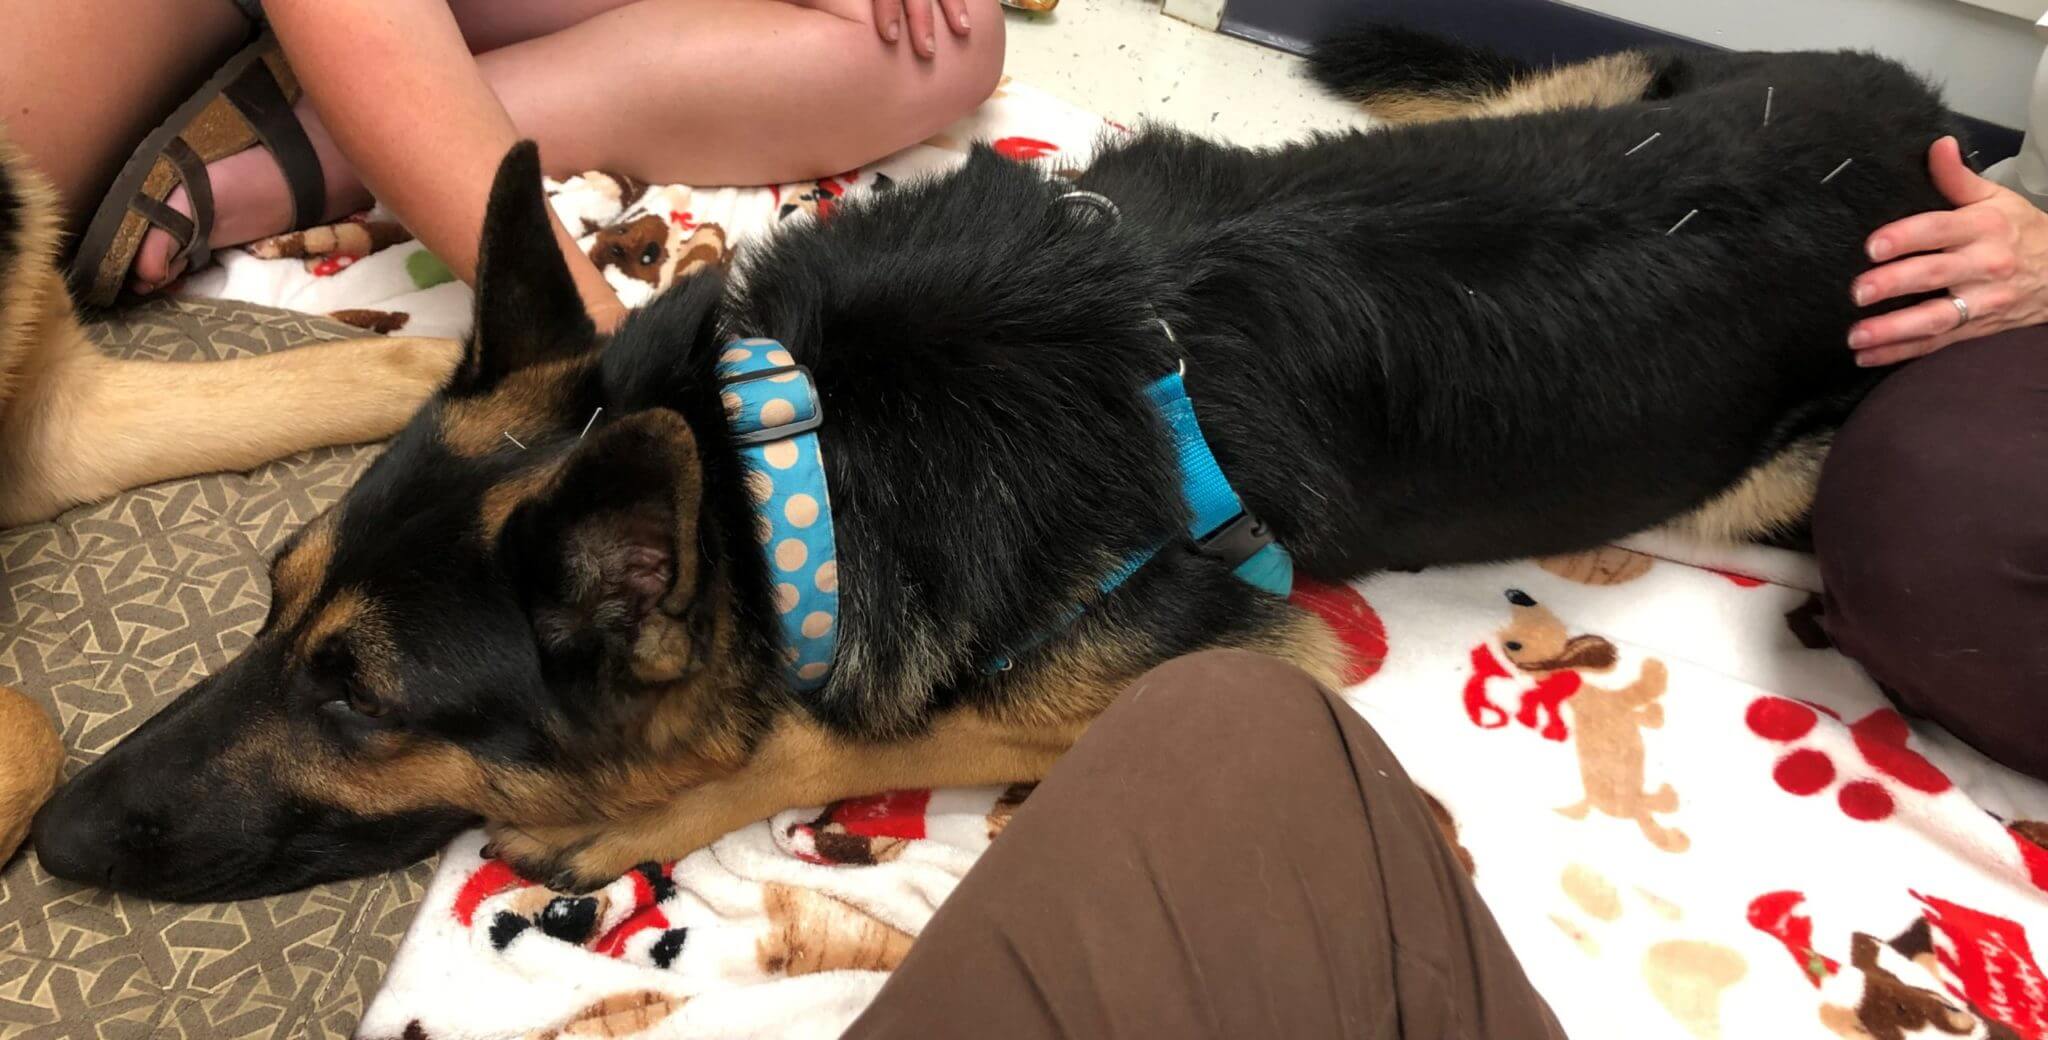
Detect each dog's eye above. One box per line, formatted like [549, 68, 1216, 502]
[639, 245, 659, 265]
[1504, 641, 1523, 652]
[345, 686, 387, 718]
[310, 640, 386, 719]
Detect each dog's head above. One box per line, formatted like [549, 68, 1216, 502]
[1497, 589, 1617, 674]
[33, 144, 771, 901]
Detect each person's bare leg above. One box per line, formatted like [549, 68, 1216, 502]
[459, 0, 1004, 185]
[133, 0, 1002, 290]
[0, 0, 247, 229]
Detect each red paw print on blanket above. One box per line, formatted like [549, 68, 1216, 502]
[1746, 697, 1952, 823]
[1288, 577, 1387, 686]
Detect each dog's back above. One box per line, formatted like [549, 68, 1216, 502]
[1065, 31, 1957, 572]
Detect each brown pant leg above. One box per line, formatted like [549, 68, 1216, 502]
[1814, 328, 2048, 779]
[843, 650, 1565, 1040]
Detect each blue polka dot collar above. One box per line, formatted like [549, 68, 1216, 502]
[717, 338, 839, 693]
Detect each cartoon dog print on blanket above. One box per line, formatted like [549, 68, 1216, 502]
[1468, 590, 1688, 852]
[245, 216, 413, 267]
[774, 172, 894, 223]
[1750, 891, 2042, 1039]
[556, 169, 651, 236]
[1818, 924, 1982, 1040]
[588, 215, 731, 291]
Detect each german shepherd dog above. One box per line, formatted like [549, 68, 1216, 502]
[0, 135, 461, 528]
[35, 29, 1957, 899]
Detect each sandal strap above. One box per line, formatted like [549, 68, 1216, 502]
[158, 136, 217, 271]
[221, 47, 325, 231]
[127, 194, 196, 263]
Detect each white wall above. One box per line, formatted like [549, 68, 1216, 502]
[1564, 0, 2044, 127]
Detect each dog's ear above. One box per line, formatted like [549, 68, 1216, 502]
[501, 409, 708, 682]
[458, 141, 596, 394]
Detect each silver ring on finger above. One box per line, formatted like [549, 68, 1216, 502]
[1950, 294, 1971, 328]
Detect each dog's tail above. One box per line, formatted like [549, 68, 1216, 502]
[1309, 23, 1661, 126]
[0, 132, 72, 384]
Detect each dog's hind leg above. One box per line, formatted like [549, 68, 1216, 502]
[1309, 24, 1660, 126]
[0, 311, 460, 525]
[1636, 811, 1689, 853]
[1659, 434, 1832, 545]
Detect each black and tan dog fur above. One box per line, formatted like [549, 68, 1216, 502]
[0, 135, 462, 529]
[37, 29, 1959, 898]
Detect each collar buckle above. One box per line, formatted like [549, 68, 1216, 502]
[1195, 512, 1275, 571]
[722, 364, 825, 446]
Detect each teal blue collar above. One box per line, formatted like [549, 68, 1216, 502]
[718, 338, 1292, 690]
[717, 338, 840, 693]
[1142, 365, 1294, 595]
[987, 362, 1294, 672]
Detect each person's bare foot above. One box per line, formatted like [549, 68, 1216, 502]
[130, 102, 366, 294]
[130, 146, 297, 293]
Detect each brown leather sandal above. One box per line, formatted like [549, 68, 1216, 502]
[67, 29, 326, 307]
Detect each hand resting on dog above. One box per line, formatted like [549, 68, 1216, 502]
[1850, 136, 2048, 365]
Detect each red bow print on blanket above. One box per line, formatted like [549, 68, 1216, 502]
[1462, 643, 1582, 741]
[1748, 890, 1841, 986]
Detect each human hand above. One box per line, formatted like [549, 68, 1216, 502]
[873, 0, 970, 58]
[1848, 136, 2048, 366]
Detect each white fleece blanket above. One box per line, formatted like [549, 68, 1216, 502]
[177, 82, 2048, 1040]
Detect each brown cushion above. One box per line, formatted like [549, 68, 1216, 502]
[0, 299, 431, 1039]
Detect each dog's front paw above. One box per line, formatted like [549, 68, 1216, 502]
[485, 822, 612, 893]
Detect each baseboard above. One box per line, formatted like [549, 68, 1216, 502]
[1221, 0, 2026, 163]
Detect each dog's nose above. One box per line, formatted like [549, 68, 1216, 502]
[1505, 589, 1537, 607]
[29, 795, 117, 886]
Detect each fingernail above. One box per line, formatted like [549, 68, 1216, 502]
[958, 10, 970, 29]
[1852, 285, 1871, 306]
[1869, 237, 1892, 262]
[1848, 329, 1872, 349]
[883, 20, 899, 40]
[1856, 353, 1880, 367]
[924, 32, 936, 52]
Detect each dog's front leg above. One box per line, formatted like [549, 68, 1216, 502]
[488, 709, 1085, 892]
[0, 335, 461, 526]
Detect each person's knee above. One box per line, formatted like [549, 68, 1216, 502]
[1817, 331, 2048, 594]
[1815, 331, 2048, 776]
[947, 4, 1006, 114]
[901, 2, 1004, 137]
[779, 4, 1003, 180]
[1090, 649, 1341, 748]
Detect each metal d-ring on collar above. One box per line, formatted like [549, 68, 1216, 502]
[1053, 190, 1165, 343]
[1054, 189, 1121, 228]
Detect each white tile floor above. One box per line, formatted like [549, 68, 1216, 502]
[1002, 0, 1373, 146]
